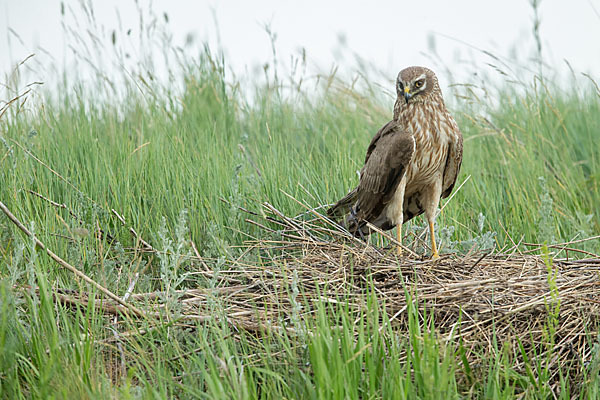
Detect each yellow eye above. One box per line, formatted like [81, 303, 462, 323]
[415, 79, 424, 88]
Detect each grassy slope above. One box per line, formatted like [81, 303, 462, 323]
[1, 52, 600, 398]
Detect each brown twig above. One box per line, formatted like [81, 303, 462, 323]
[0, 200, 147, 317]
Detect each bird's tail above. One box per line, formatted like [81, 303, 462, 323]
[326, 188, 358, 220]
[343, 207, 370, 239]
[327, 188, 371, 237]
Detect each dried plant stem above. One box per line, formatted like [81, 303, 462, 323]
[0, 200, 146, 317]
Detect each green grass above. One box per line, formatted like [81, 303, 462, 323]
[1, 18, 600, 399]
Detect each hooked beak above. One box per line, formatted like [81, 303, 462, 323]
[403, 85, 411, 103]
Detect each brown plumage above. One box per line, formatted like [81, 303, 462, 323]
[327, 66, 463, 258]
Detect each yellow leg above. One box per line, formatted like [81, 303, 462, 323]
[429, 220, 440, 259]
[397, 224, 403, 256]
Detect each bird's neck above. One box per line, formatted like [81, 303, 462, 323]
[393, 83, 445, 123]
[393, 94, 447, 142]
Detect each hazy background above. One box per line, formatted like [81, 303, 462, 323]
[1, 0, 600, 94]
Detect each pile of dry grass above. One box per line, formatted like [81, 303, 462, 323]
[217, 199, 600, 383]
[3, 197, 600, 386]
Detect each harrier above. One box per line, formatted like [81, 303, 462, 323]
[327, 66, 463, 259]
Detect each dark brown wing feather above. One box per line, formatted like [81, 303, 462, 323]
[355, 124, 413, 221]
[326, 120, 399, 219]
[327, 121, 414, 234]
[326, 187, 357, 219]
[441, 130, 463, 198]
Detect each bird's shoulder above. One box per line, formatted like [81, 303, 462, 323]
[358, 121, 414, 196]
[364, 120, 414, 165]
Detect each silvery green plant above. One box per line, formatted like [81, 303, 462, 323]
[156, 209, 191, 316]
[575, 211, 594, 241]
[447, 213, 496, 253]
[204, 221, 230, 259]
[26, 222, 38, 303]
[438, 224, 457, 254]
[472, 213, 496, 251]
[288, 268, 306, 341]
[6, 240, 25, 287]
[537, 176, 556, 244]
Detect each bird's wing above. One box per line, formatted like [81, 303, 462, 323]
[441, 124, 463, 198]
[327, 120, 397, 219]
[354, 122, 415, 222]
[327, 121, 414, 225]
[363, 120, 394, 164]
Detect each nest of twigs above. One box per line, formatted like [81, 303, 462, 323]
[223, 198, 600, 387]
[3, 195, 600, 389]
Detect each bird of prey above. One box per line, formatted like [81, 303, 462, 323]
[327, 66, 463, 259]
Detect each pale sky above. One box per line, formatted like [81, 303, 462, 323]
[1, 0, 599, 94]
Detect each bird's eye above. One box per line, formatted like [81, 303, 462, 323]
[415, 79, 424, 88]
[398, 81, 404, 90]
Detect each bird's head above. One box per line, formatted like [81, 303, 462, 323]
[396, 66, 439, 104]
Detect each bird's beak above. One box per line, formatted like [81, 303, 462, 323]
[403, 85, 411, 103]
